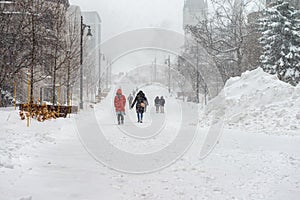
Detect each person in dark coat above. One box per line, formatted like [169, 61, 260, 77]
[131, 90, 148, 123]
[154, 96, 160, 113]
[160, 96, 165, 113]
[127, 94, 133, 108]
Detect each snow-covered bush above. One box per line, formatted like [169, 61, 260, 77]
[259, 0, 300, 86]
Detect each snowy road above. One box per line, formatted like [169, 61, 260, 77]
[74, 84, 201, 173]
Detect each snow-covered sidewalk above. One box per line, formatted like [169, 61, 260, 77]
[1, 107, 299, 199]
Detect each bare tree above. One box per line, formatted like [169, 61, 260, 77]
[60, 6, 81, 105]
[185, 0, 256, 83]
[1, 0, 76, 106]
[0, 0, 35, 104]
[47, 0, 69, 105]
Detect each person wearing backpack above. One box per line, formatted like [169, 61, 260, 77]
[127, 93, 133, 108]
[154, 96, 160, 113]
[131, 90, 148, 123]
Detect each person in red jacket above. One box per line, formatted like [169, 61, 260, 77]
[114, 88, 126, 125]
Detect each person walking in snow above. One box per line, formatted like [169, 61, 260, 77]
[114, 88, 126, 125]
[154, 96, 160, 113]
[131, 90, 148, 123]
[160, 96, 165, 113]
[127, 93, 133, 108]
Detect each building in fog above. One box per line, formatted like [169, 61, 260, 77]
[182, 0, 223, 99]
[183, 0, 208, 30]
[183, 0, 208, 46]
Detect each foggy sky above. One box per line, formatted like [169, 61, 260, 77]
[69, 0, 184, 41]
[68, 0, 265, 75]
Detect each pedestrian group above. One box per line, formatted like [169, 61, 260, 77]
[113, 88, 165, 125]
[154, 96, 165, 113]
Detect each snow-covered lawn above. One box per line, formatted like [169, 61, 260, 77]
[0, 68, 299, 200]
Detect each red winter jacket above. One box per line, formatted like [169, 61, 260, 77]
[114, 89, 126, 112]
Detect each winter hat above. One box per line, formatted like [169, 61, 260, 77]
[116, 89, 122, 95]
[137, 90, 144, 96]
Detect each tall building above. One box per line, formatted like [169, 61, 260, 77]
[182, 0, 223, 99]
[183, 0, 208, 47]
[183, 0, 208, 31]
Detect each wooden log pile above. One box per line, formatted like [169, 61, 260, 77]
[19, 103, 78, 122]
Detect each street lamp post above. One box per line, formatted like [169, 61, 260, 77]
[98, 54, 101, 97]
[106, 60, 111, 90]
[98, 53, 105, 97]
[152, 57, 157, 82]
[80, 16, 92, 109]
[165, 55, 171, 93]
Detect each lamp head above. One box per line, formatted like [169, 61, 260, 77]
[86, 27, 93, 37]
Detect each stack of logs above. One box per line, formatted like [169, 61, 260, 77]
[19, 103, 71, 122]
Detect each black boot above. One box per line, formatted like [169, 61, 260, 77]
[117, 114, 121, 125]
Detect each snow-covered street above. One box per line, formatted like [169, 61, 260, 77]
[1, 69, 300, 200]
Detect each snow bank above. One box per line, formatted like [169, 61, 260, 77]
[201, 67, 300, 135]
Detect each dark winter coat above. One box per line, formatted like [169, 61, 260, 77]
[128, 95, 133, 103]
[160, 97, 165, 106]
[154, 96, 160, 105]
[131, 91, 148, 113]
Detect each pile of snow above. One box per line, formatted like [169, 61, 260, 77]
[201, 67, 300, 135]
